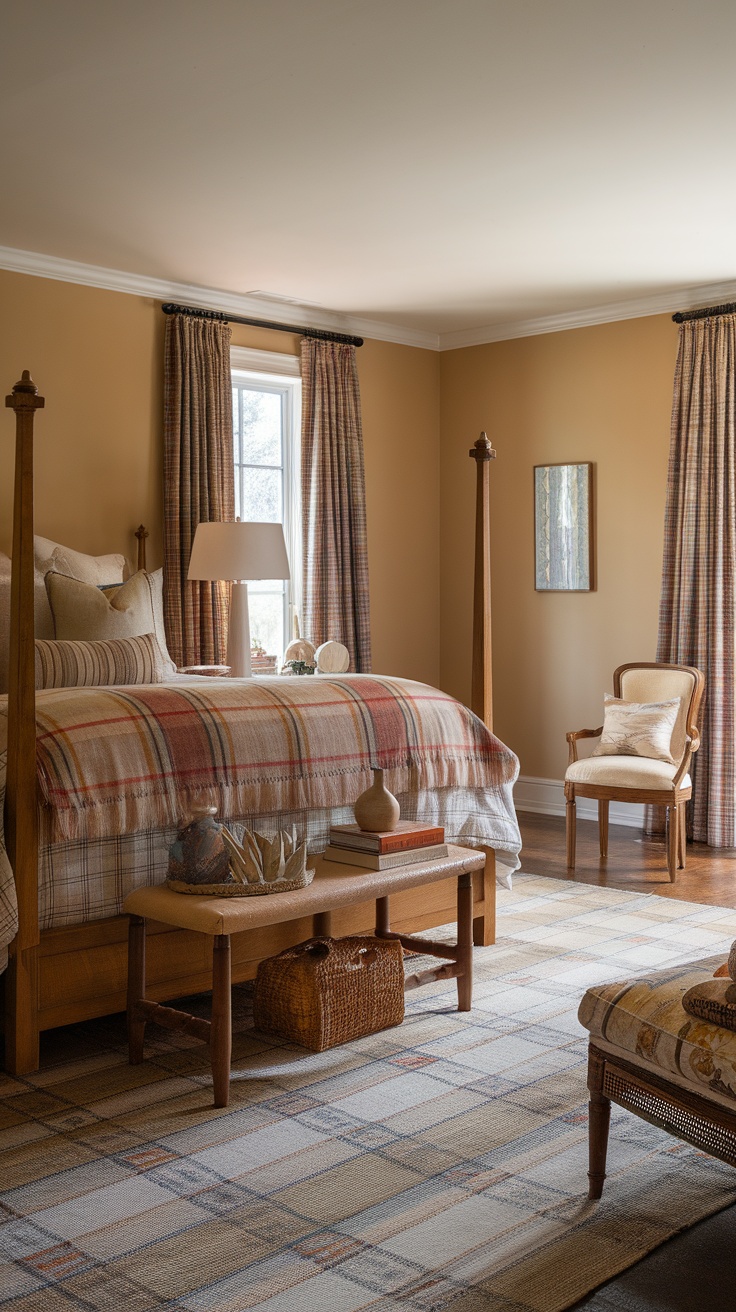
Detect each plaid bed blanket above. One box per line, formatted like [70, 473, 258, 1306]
[32, 675, 517, 844]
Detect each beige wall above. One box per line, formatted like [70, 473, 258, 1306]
[0, 270, 440, 684]
[439, 314, 678, 781]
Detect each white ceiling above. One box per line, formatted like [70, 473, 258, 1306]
[2, 0, 736, 344]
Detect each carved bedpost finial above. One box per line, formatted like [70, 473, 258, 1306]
[135, 524, 149, 573]
[6, 371, 45, 410]
[469, 431, 496, 462]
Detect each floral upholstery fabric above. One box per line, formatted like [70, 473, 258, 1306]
[578, 955, 736, 1104]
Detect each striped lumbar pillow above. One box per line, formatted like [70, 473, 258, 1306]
[35, 632, 166, 689]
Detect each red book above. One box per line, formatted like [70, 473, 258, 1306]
[328, 821, 445, 855]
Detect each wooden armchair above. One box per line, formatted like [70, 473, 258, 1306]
[564, 663, 705, 882]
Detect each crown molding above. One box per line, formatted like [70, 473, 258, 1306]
[438, 276, 736, 350]
[4, 242, 736, 353]
[0, 245, 440, 352]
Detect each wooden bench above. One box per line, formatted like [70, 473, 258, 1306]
[124, 844, 486, 1106]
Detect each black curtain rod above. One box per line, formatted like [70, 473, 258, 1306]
[161, 301, 363, 347]
[673, 302, 736, 323]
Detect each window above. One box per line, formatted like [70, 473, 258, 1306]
[230, 347, 301, 667]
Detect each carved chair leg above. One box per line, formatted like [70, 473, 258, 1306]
[565, 787, 576, 870]
[667, 805, 678, 883]
[678, 804, 687, 869]
[598, 799, 609, 860]
[587, 1046, 610, 1199]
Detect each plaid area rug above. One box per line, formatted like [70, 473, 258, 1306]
[3, 874, 736, 1312]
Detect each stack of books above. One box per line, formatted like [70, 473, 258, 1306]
[323, 821, 447, 870]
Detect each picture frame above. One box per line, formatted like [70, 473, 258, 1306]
[534, 462, 594, 591]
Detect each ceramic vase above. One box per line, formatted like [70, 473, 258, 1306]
[168, 803, 232, 885]
[353, 767, 400, 832]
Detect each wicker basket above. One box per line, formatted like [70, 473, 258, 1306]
[253, 936, 404, 1051]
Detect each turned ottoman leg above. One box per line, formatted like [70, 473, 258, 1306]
[211, 934, 232, 1108]
[127, 915, 147, 1065]
[588, 1046, 611, 1199]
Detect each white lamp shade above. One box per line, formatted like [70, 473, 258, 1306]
[188, 521, 291, 582]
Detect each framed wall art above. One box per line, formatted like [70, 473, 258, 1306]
[534, 462, 594, 591]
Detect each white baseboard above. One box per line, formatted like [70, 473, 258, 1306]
[514, 775, 645, 830]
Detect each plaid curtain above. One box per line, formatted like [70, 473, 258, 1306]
[301, 339, 372, 672]
[163, 314, 234, 668]
[655, 314, 736, 845]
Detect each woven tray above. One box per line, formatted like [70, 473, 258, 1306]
[167, 868, 315, 896]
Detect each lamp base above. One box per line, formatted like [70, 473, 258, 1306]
[226, 581, 252, 678]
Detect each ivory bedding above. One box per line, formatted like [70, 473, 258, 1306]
[0, 674, 521, 966]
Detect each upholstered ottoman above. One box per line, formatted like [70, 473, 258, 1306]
[579, 957, 736, 1197]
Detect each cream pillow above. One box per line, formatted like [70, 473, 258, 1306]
[35, 633, 166, 689]
[592, 693, 680, 765]
[34, 535, 128, 643]
[34, 535, 128, 587]
[46, 569, 176, 676]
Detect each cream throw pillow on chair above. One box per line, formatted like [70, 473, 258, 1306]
[592, 693, 680, 765]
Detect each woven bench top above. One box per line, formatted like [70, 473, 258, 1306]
[123, 845, 487, 936]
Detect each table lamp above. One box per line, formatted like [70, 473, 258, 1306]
[188, 521, 291, 677]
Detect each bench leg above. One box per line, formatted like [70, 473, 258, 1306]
[211, 935, 232, 1108]
[127, 915, 146, 1065]
[457, 872, 473, 1011]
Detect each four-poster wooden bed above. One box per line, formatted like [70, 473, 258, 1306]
[1, 374, 517, 1075]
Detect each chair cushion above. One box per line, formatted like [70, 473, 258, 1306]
[592, 694, 679, 764]
[579, 957, 736, 1105]
[566, 755, 690, 790]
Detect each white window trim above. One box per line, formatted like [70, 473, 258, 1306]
[230, 346, 300, 378]
[230, 346, 302, 654]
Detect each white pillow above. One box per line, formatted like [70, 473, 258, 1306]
[34, 535, 128, 644]
[45, 569, 176, 677]
[592, 694, 680, 765]
[34, 535, 128, 587]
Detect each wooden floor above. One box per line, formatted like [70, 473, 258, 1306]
[518, 810, 736, 909]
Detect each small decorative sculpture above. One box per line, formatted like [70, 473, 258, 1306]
[221, 826, 315, 893]
[315, 639, 350, 674]
[282, 637, 317, 670]
[167, 804, 232, 886]
[353, 767, 400, 832]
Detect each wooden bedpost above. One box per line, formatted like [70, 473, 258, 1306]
[4, 371, 44, 1074]
[469, 434, 497, 947]
[469, 432, 496, 731]
[135, 524, 149, 572]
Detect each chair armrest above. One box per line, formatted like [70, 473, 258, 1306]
[566, 727, 603, 766]
[673, 734, 698, 788]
